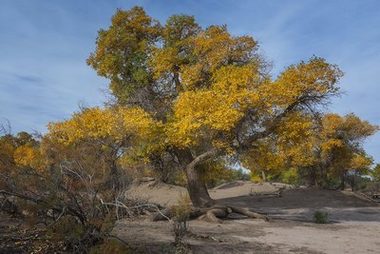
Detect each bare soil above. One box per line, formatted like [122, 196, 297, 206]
[118, 181, 380, 253]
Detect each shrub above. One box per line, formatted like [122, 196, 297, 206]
[314, 211, 329, 224]
[171, 193, 192, 253]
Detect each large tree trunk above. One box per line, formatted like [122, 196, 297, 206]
[340, 173, 346, 190]
[185, 163, 214, 208]
[350, 171, 357, 191]
[319, 165, 328, 187]
[175, 148, 216, 208]
[153, 149, 270, 222]
[309, 168, 318, 187]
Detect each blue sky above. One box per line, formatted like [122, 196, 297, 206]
[0, 0, 379, 161]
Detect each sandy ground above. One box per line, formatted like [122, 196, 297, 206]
[118, 181, 380, 254]
[125, 180, 292, 206]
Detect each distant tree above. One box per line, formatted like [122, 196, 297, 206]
[317, 114, 376, 189]
[242, 113, 377, 188]
[371, 164, 380, 182]
[0, 132, 42, 190]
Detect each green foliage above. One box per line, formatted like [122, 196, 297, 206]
[321, 176, 341, 189]
[87, 7, 161, 104]
[314, 211, 329, 224]
[250, 175, 262, 183]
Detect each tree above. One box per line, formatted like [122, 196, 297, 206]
[318, 113, 377, 189]
[0, 132, 42, 190]
[372, 164, 380, 182]
[243, 113, 377, 188]
[86, 6, 344, 209]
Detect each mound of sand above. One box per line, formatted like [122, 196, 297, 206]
[126, 179, 188, 207]
[125, 179, 291, 207]
[210, 180, 293, 199]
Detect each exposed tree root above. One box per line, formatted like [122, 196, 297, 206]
[152, 205, 269, 222]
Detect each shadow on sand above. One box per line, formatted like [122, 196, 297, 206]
[216, 189, 380, 222]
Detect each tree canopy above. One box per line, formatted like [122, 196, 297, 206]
[84, 6, 346, 206]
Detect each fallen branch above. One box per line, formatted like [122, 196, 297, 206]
[249, 190, 282, 198]
[100, 199, 172, 221]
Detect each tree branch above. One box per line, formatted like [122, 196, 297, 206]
[239, 98, 302, 151]
[187, 148, 219, 170]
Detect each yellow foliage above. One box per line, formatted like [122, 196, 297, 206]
[181, 27, 258, 90]
[271, 57, 342, 107]
[13, 145, 44, 171]
[167, 64, 262, 148]
[349, 153, 372, 172]
[47, 107, 160, 147]
[250, 174, 262, 183]
[318, 113, 377, 177]
[88, 7, 346, 161]
[244, 112, 316, 175]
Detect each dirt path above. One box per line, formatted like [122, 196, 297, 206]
[114, 217, 380, 254]
[252, 220, 380, 254]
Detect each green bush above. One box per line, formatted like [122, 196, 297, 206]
[313, 211, 329, 224]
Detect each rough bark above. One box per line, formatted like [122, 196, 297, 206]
[185, 164, 214, 208]
[185, 149, 219, 208]
[174, 148, 217, 208]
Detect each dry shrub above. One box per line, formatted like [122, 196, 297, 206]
[171, 193, 192, 254]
